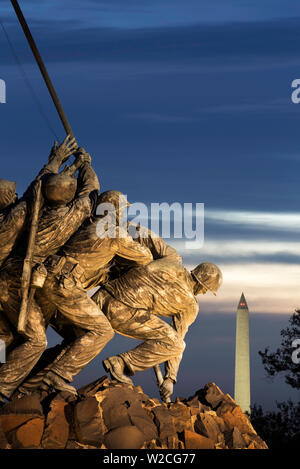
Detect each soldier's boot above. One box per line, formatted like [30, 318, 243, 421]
[103, 356, 133, 385]
[41, 371, 78, 395]
[16, 372, 45, 397]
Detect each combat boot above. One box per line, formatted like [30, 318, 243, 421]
[41, 371, 78, 395]
[103, 356, 133, 385]
[16, 372, 45, 396]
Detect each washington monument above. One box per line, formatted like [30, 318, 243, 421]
[234, 293, 251, 414]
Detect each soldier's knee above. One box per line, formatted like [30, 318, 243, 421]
[109, 327, 115, 341]
[93, 321, 114, 342]
[37, 337, 48, 351]
[170, 334, 185, 354]
[104, 323, 115, 341]
[41, 336, 48, 350]
[167, 329, 184, 349]
[30, 333, 47, 350]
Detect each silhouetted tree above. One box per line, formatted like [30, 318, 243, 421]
[251, 401, 300, 449]
[259, 309, 300, 389]
[250, 310, 300, 449]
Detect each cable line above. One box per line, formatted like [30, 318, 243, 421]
[0, 18, 59, 140]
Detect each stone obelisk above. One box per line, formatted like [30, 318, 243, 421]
[234, 293, 251, 414]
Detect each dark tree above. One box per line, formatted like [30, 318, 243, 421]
[251, 401, 300, 449]
[250, 310, 300, 449]
[259, 309, 300, 389]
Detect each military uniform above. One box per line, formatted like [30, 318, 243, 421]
[110, 223, 182, 275]
[93, 257, 199, 383]
[0, 158, 99, 398]
[0, 148, 73, 350]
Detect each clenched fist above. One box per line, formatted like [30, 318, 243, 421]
[74, 147, 92, 165]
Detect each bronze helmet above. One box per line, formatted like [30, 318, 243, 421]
[191, 262, 223, 295]
[43, 173, 77, 205]
[0, 179, 17, 210]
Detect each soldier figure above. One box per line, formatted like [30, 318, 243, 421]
[0, 138, 99, 402]
[0, 136, 77, 356]
[93, 260, 222, 402]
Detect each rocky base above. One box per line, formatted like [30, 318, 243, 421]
[0, 377, 268, 450]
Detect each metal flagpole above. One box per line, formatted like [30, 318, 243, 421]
[10, 0, 76, 140]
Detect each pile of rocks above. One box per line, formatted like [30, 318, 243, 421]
[0, 377, 268, 449]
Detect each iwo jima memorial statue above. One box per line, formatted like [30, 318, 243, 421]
[0, 1, 267, 450]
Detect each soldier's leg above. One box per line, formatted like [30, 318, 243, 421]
[29, 313, 85, 374]
[30, 290, 81, 374]
[0, 297, 47, 399]
[17, 314, 85, 395]
[41, 284, 114, 385]
[97, 292, 185, 376]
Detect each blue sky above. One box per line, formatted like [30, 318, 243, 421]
[3, 0, 300, 29]
[0, 0, 300, 409]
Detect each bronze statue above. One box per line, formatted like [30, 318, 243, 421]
[0, 138, 99, 401]
[95, 260, 222, 402]
[15, 213, 222, 403]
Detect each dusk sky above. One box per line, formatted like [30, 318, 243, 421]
[0, 0, 300, 409]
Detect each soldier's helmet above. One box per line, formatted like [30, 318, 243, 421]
[97, 190, 130, 212]
[43, 173, 77, 205]
[191, 262, 223, 295]
[0, 179, 17, 210]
